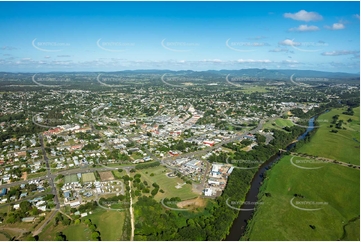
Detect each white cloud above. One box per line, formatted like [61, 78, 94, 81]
[57, 55, 71, 58]
[353, 14, 360, 19]
[202, 59, 222, 63]
[237, 59, 272, 63]
[321, 50, 359, 56]
[1, 46, 17, 50]
[325, 23, 345, 30]
[44, 56, 51, 59]
[289, 24, 320, 32]
[278, 39, 300, 46]
[284, 10, 323, 22]
[282, 59, 299, 63]
[269, 48, 291, 53]
[247, 36, 267, 40]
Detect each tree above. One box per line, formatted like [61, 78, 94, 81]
[84, 218, 92, 226]
[89, 224, 97, 231]
[55, 232, 66, 241]
[91, 231, 100, 241]
[20, 201, 32, 213]
[62, 217, 71, 226]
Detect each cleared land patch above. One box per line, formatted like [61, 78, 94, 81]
[99, 171, 115, 181]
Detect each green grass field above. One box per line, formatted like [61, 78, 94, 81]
[243, 155, 360, 241]
[275, 118, 294, 127]
[298, 107, 360, 165]
[86, 209, 126, 240]
[342, 217, 360, 241]
[62, 223, 90, 240]
[263, 118, 294, 132]
[39, 209, 126, 241]
[82, 172, 96, 183]
[64, 174, 78, 183]
[0, 232, 9, 241]
[136, 166, 198, 201]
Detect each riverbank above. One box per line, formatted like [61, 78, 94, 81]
[241, 107, 360, 240]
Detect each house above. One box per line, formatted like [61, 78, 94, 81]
[203, 140, 215, 146]
[22, 217, 35, 223]
[0, 188, 7, 197]
[208, 179, 220, 186]
[19, 192, 28, 199]
[204, 188, 213, 196]
[37, 205, 47, 212]
[70, 201, 80, 207]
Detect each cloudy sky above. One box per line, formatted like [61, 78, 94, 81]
[0, 1, 359, 73]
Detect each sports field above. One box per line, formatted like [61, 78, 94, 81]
[243, 155, 360, 241]
[64, 174, 78, 183]
[298, 107, 360, 165]
[82, 172, 96, 183]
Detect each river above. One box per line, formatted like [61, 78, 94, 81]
[225, 116, 318, 241]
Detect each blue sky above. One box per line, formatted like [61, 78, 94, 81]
[0, 1, 359, 73]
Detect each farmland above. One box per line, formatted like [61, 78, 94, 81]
[298, 107, 360, 165]
[243, 155, 360, 241]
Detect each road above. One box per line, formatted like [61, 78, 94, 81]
[126, 170, 134, 241]
[32, 209, 58, 236]
[291, 152, 360, 169]
[31, 134, 61, 236]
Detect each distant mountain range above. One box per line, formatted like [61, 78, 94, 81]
[0, 69, 359, 83]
